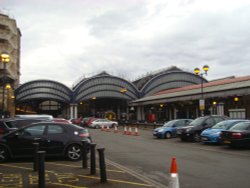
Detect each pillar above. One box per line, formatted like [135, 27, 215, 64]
[217, 103, 224, 116]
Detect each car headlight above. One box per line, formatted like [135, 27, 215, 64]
[158, 129, 164, 132]
[186, 128, 192, 132]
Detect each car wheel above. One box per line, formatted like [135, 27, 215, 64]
[165, 132, 172, 139]
[0, 146, 9, 163]
[95, 125, 100, 129]
[194, 133, 201, 142]
[66, 144, 82, 161]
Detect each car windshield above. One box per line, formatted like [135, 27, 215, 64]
[230, 122, 250, 130]
[211, 121, 228, 129]
[189, 117, 205, 126]
[163, 121, 176, 127]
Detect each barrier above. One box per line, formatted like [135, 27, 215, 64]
[114, 126, 119, 133]
[169, 157, 180, 188]
[97, 148, 107, 183]
[133, 127, 139, 136]
[127, 126, 132, 135]
[123, 126, 128, 135]
[37, 151, 46, 188]
[106, 125, 111, 132]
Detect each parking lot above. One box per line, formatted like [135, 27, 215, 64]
[0, 158, 156, 188]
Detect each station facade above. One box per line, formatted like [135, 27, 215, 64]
[14, 67, 250, 121]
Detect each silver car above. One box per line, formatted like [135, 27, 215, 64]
[89, 119, 118, 129]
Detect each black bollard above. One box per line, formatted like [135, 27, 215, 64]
[37, 151, 46, 188]
[33, 143, 39, 171]
[90, 143, 97, 175]
[97, 148, 107, 183]
[81, 140, 88, 169]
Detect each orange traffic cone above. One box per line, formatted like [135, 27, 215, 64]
[101, 125, 104, 131]
[127, 126, 132, 135]
[106, 125, 111, 132]
[169, 157, 179, 188]
[133, 127, 139, 136]
[114, 126, 119, 133]
[123, 126, 128, 135]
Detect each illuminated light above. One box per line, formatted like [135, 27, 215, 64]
[1, 53, 10, 63]
[234, 97, 239, 102]
[120, 88, 127, 93]
[213, 101, 217, 105]
[5, 84, 11, 89]
[160, 104, 164, 108]
[203, 65, 209, 72]
[92, 97, 96, 100]
[194, 67, 200, 75]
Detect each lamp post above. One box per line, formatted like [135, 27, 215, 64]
[120, 88, 127, 122]
[1, 53, 10, 118]
[194, 65, 209, 116]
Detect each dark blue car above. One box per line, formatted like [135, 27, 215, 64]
[153, 119, 193, 139]
[200, 119, 248, 144]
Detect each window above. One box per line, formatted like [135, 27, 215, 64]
[204, 118, 214, 126]
[21, 125, 46, 136]
[48, 125, 64, 134]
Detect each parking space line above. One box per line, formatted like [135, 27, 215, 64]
[47, 162, 126, 173]
[77, 175, 153, 187]
[50, 182, 87, 188]
[0, 164, 55, 173]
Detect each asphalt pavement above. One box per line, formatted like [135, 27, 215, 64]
[0, 156, 157, 188]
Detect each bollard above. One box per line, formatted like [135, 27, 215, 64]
[81, 140, 88, 169]
[33, 143, 39, 171]
[90, 143, 97, 175]
[37, 151, 46, 188]
[97, 148, 107, 183]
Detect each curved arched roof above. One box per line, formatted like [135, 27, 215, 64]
[15, 80, 72, 103]
[73, 73, 140, 103]
[14, 69, 207, 105]
[140, 71, 207, 97]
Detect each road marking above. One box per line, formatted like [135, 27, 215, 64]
[0, 164, 54, 173]
[47, 162, 125, 173]
[106, 159, 168, 188]
[50, 182, 87, 188]
[77, 175, 153, 187]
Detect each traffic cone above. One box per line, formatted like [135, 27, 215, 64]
[106, 125, 111, 132]
[101, 125, 104, 131]
[127, 126, 132, 135]
[133, 127, 139, 136]
[169, 157, 179, 188]
[114, 126, 119, 133]
[123, 126, 128, 135]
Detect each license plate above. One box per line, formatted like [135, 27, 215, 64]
[223, 140, 231, 144]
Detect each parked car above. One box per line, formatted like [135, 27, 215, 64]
[15, 114, 53, 120]
[220, 121, 250, 148]
[153, 119, 193, 139]
[89, 118, 118, 129]
[0, 118, 50, 135]
[52, 118, 71, 124]
[177, 115, 229, 142]
[200, 119, 248, 144]
[0, 122, 92, 162]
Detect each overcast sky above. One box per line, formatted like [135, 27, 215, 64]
[2, 0, 250, 87]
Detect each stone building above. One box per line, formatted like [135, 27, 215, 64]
[0, 12, 21, 117]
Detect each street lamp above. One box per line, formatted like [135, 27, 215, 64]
[1, 52, 10, 118]
[120, 88, 127, 122]
[194, 65, 209, 116]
